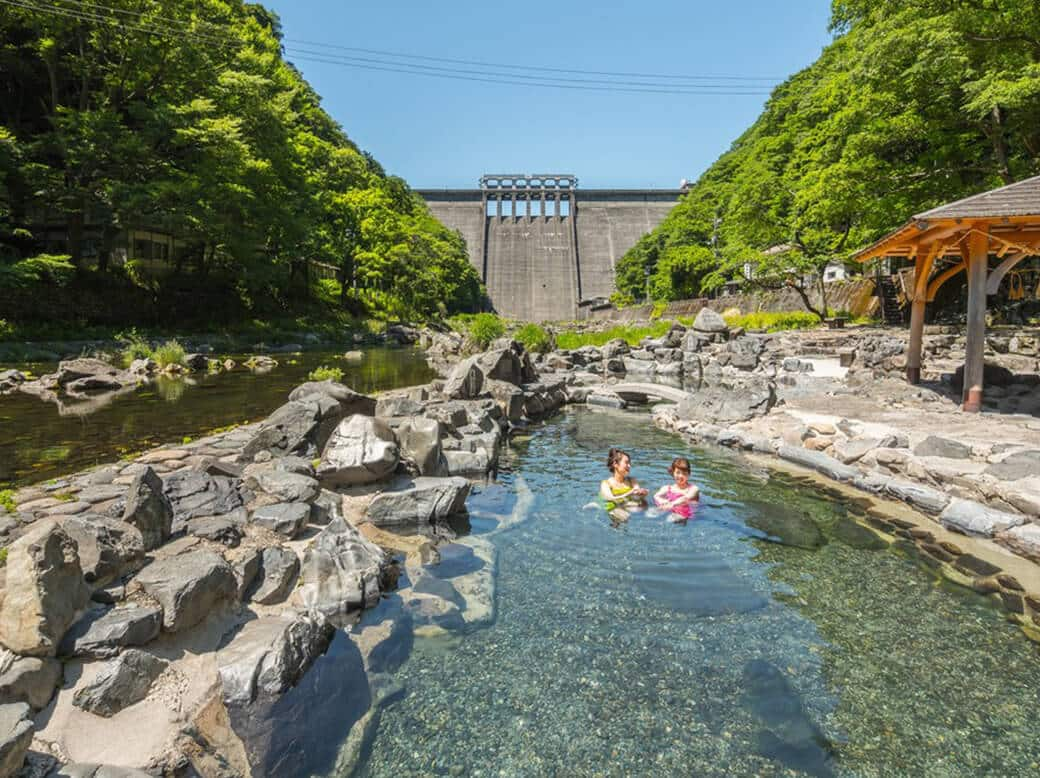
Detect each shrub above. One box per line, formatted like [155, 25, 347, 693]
[0, 489, 15, 513]
[0, 547, 7, 566]
[118, 328, 153, 366]
[308, 365, 344, 382]
[152, 339, 187, 368]
[468, 313, 505, 348]
[0, 254, 75, 289]
[554, 320, 673, 350]
[723, 311, 819, 332]
[649, 301, 668, 320]
[0, 319, 13, 340]
[514, 323, 553, 353]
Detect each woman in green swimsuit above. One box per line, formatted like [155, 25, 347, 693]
[600, 447, 648, 519]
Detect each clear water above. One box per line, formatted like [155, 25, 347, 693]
[355, 408, 1040, 777]
[0, 348, 435, 487]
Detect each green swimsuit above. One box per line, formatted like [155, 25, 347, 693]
[604, 481, 636, 511]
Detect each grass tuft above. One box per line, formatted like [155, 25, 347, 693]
[308, 365, 344, 382]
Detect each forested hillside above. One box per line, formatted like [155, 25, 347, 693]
[0, 0, 481, 327]
[616, 0, 1040, 308]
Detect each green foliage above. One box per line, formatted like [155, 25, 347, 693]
[649, 302, 668, 320]
[152, 340, 186, 368]
[0, 255, 75, 289]
[307, 365, 344, 382]
[0, 490, 14, 513]
[0, 319, 12, 339]
[0, 548, 7, 566]
[514, 323, 553, 353]
[620, 1, 1040, 313]
[721, 311, 820, 332]
[466, 313, 506, 348]
[118, 328, 153, 367]
[555, 320, 673, 350]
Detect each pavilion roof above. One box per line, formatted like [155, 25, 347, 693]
[853, 174, 1040, 262]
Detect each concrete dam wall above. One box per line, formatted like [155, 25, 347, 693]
[418, 175, 681, 321]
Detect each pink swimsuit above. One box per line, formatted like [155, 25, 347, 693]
[663, 486, 693, 519]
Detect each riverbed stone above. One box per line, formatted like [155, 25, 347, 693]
[478, 348, 523, 385]
[396, 417, 444, 476]
[365, 476, 470, 528]
[59, 605, 162, 658]
[61, 516, 145, 585]
[996, 523, 1040, 562]
[55, 358, 123, 388]
[186, 511, 246, 546]
[250, 502, 310, 538]
[218, 613, 334, 706]
[119, 466, 173, 551]
[240, 395, 341, 461]
[256, 470, 320, 504]
[776, 445, 859, 482]
[0, 523, 89, 656]
[914, 435, 972, 460]
[72, 649, 167, 717]
[985, 449, 1040, 482]
[692, 308, 728, 333]
[939, 498, 1026, 538]
[287, 381, 376, 417]
[884, 479, 950, 514]
[161, 470, 242, 526]
[0, 656, 61, 711]
[293, 519, 385, 615]
[317, 415, 399, 487]
[831, 437, 883, 465]
[249, 547, 300, 605]
[0, 703, 33, 776]
[443, 355, 484, 399]
[134, 550, 238, 632]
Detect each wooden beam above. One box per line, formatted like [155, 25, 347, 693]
[962, 230, 989, 412]
[985, 252, 1028, 295]
[910, 243, 940, 301]
[925, 261, 965, 301]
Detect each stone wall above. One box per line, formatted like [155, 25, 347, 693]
[589, 277, 880, 322]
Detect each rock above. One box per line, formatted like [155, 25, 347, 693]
[128, 357, 156, 376]
[443, 355, 484, 399]
[985, 450, 1040, 482]
[217, 613, 334, 706]
[442, 449, 491, 475]
[251, 503, 310, 538]
[186, 512, 245, 546]
[55, 358, 123, 388]
[478, 349, 522, 385]
[249, 547, 301, 605]
[61, 516, 145, 585]
[884, 480, 950, 515]
[676, 378, 776, 425]
[66, 375, 123, 393]
[184, 353, 209, 371]
[599, 339, 630, 359]
[161, 470, 242, 525]
[375, 393, 425, 418]
[776, 446, 859, 482]
[121, 467, 173, 551]
[484, 379, 525, 422]
[396, 417, 444, 476]
[72, 649, 167, 717]
[914, 435, 972, 460]
[59, 605, 162, 658]
[287, 381, 376, 417]
[317, 415, 399, 487]
[996, 523, 1040, 562]
[0, 523, 89, 656]
[0, 655, 61, 710]
[692, 308, 728, 333]
[830, 518, 887, 550]
[999, 476, 1040, 516]
[831, 437, 882, 465]
[586, 390, 627, 410]
[293, 519, 386, 615]
[256, 470, 320, 503]
[939, 498, 1026, 537]
[952, 361, 1015, 392]
[0, 703, 32, 776]
[240, 396, 341, 461]
[365, 477, 470, 527]
[134, 550, 238, 632]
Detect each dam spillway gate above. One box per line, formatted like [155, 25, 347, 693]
[418, 174, 683, 321]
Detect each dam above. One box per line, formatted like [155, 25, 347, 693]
[417, 174, 683, 321]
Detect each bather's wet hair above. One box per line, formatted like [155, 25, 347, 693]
[606, 447, 630, 472]
[668, 457, 691, 475]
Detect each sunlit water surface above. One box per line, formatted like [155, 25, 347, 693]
[354, 408, 1040, 777]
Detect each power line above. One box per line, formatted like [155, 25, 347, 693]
[0, 0, 776, 95]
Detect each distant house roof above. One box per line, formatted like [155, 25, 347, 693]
[913, 174, 1040, 221]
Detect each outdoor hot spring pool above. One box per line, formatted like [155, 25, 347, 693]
[347, 407, 1040, 777]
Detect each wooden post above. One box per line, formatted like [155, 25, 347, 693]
[906, 297, 926, 384]
[962, 230, 989, 412]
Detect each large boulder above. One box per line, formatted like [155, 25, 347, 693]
[55, 358, 124, 388]
[0, 523, 90, 656]
[251, 502, 310, 538]
[985, 449, 1040, 482]
[676, 378, 776, 425]
[249, 547, 300, 605]
[122, 467, 173, 551]
[59, 605, 162, 658]
[477, 349, 523, 385]
[134, 551, 238, 632]
[365, 476, 470, 527]
[0, 703, 32, 776]
[443, 355, 484, 399]
[256, 470, 320, 504]
[162, 470, 243, 525]
[0, 655, 61, 710]
[395, 417, 444, 476]
[240, 395, 342, 461]
[939, 498, 1026, 538]
[72, 649, 167, 717]
[317, 415, 399, 487]
[293, 519, 386, 616]
[287, 381, 376, 417]
[484, 379, 525, 422]
[61, 516, 145, 585]
[217, 613, 334, 706]
[692, 308, 728, 333]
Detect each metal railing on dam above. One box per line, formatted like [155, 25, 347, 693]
[417, 174, 683, 321]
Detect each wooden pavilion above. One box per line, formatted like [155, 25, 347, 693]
[853, 174, 1040, 412]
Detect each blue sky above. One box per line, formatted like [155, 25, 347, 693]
[266, 1, 834, 189]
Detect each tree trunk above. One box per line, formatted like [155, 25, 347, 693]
[67, 208, 84, 268]
[990, 106, 1013, 185]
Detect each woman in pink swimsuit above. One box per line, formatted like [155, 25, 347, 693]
[653, 457, 700, 520]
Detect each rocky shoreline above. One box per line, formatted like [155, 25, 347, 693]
[0, 316, 1038, 775]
